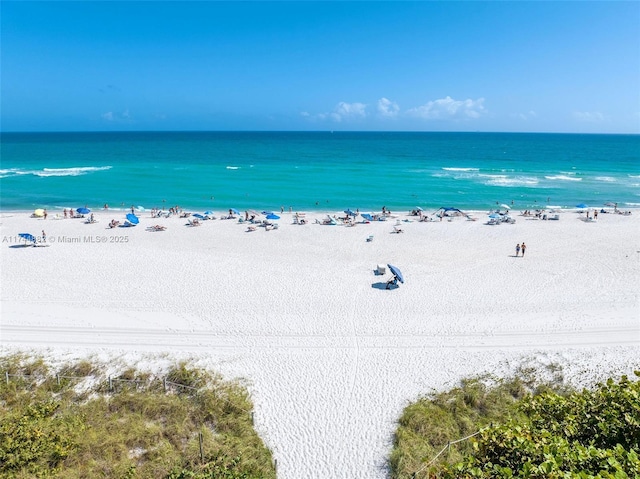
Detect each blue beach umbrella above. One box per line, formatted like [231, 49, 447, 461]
[266, 213, 280, 220]
[230, 208, 240, 215]
[576, 203, 588, 209]
[261, 211, 274, 215]
[361, 213, 374, 221]
[488, 213, 500, 219]
[387, 264, 404, 284]
[193, 213, 205, 219]
[18, 233, 36, 243]
[344, 209, 357, 217]
[204, 211, 214, 215]
[77, 207, 90, 215]
[126, 213, 139, 224]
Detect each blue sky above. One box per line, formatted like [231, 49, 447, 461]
[2, 1, 639, 133]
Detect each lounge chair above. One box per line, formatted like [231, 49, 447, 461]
[393, 226, 404, 233]
[366, 235, 374, 242]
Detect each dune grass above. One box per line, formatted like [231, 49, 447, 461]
[0, 354, 275, 479]
[390, 366, 640, 478]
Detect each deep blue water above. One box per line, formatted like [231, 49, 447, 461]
[1, 131, 638, 213]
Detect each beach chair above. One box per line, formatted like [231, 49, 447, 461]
[366, 235, 374, 242]
[393, 226, 404, 233]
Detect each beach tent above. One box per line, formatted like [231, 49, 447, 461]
[433, 207, 466, 217]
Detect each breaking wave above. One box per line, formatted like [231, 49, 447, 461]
[0, 166, 112, 178]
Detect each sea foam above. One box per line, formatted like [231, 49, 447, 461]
[1, 166, 112, 178]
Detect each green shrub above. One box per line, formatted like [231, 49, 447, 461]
[0, 355, 275, 479]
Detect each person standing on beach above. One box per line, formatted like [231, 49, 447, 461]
[521, 242, 526, 256]
[43, 209, 47, 220]
[42, 230, 46, 243]
[515, 243, 521, 257]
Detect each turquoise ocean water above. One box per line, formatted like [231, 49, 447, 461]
[1, 131, 638, 213]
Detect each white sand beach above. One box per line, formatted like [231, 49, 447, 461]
[1, 208, 639, 478]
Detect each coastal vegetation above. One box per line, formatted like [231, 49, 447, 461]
[390, 368, 640, 478]
[0, 354, 275, 479]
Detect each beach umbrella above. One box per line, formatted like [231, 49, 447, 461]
[261, 211, 274, 215]
[266, 213, 280, 220]
[18, 233, 36, 244]
[387, 264, 404, 284]
[230, 208, 240, 215]
[500, 204, 511, 209]
[576, 203, 588, 209]
[77, 207, 90, 215]
[126, 213, 139, 224]
[415, 206, 423, 211]
[193, 213, 205, 219]
[204, 211, 214, 215]
[362, 213, 374, 222]
[33, 209, 45, 217]
[344, 209, 357, 217]
[488, 213, 500, 219]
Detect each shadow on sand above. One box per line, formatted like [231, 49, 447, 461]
[371, 282, 398, 290]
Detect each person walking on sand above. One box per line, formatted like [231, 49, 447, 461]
[521, 242, 526, 257]
[42, 230, 46, 243]
[515, 243, 521, 257]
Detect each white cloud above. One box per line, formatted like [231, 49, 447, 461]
[101, 109, 132, 122]
[573, 111, 607, 122]
[377, 97, 400, 118]
[332, 102, 367, 122]
[302, 102, 367, 123]
[408, 96, 486, 120]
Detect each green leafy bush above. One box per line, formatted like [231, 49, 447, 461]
[391, 372, 640, 479]
[0, 355, 275, 479]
